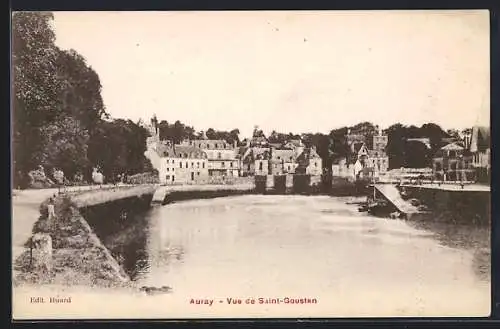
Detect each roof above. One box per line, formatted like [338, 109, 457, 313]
[286, 139, 303, 147]
[184, 139, 235, 150]
[243, 147, 271, 161]
[470, 126, 490, 153]
[440, 142, 465, 151]
[352, 142, 367, 154]
[296, 148, 321, 167]
[156, 144, 207, 159]
[271, 149, 295, 161]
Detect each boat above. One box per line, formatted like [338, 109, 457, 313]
[367, 199, 390, 216]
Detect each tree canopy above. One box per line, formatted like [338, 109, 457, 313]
[12, 12, 153, 187]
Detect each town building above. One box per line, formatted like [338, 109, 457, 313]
[180, 139, 240, 177]
[469, 126, 490, 183]
[270, 148, 297, 175]
[155, 142, 209, 185]
[296, 147, 322, 176]
[432, 142, 474, 182]
[368, 131, 389, 175]
[283, 139, 305, 158]
[241, 147, 271, 176]
[331, 158, 354, 179]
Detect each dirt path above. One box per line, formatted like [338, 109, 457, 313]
[12, 188, 60, 263]
[11, 185, 116, 263]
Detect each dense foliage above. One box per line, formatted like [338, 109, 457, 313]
[12, 12, 153, 188]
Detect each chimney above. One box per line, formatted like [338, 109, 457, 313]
[234, 140, 237, 149]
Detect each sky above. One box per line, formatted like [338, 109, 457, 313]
[51, 10, 490, 139]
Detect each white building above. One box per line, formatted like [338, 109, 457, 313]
[182, 139, 240, 177]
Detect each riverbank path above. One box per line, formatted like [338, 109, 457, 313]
[11, 185, 119, 264]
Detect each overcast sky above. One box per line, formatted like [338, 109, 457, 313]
[52, 10, 489, 138]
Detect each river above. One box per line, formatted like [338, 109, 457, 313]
[123, 194, 490, 317]
[13, 194, 491, 319]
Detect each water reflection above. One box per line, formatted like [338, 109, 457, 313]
[405, 214, 490, 282]
[105, 195, 489, 301]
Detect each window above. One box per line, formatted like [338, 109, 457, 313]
[202, 162, 205, 169]
[191, 162, 194, 168]
[290, 156, 293, 161]
[172, 160, 175, 164]
[163, 152, 168, 156]
[172, 175, 175, 182]
[230, 162, 233, 167]
[166, 175, 170, 180]
[191, 172, 194, 181]
[223, 143, 226, 148]
[259, 162, 263, 170]
[277, 156, 281, 160]
[218, 152, 222, 159]
[197, 172, 200, 176]
[222, 162, 225, 167]
[166, 159, 169, 164]
[197, 162, 200, 168]
[167, 168, 169, 172]
[180, 162, 183, 168]
[215, 143, 218, 148]
[315, 162, 318, 167]
[288, 165, 291, 171]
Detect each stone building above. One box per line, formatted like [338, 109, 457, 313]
[296, 147, 322, 176]
[368, 131, 389, 175]
[181, 139, 239, 177]
[270, 148, 297, 175]
[241, 147, 271, 176]
[150, 141, 209, 185]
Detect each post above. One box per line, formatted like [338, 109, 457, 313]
[30, 233, 53, 275]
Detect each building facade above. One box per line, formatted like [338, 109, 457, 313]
[432, 142, 474, 182]
[241, 147, 271, 176]
[270, 148, 297, 175]
[181, 139, 240, 177]
[469, 126, 490, 183]
[296, 147, 323, 176]
[368, 132, 389, 175]
[153, 141, 209, 185]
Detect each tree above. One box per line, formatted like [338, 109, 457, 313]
[12, 12, 62, 185]
[206, 128, 217, 140]
[54, 49, 106, 131]
[404, 140, 431, 168]
[39, 116, 90, 178]
[229, 129, 240, 145]
[87, 119, 152, 181]
[385, 123, 406, 169]
[268, 130, 288, 144]
[329, 127, 349, 162]
[420, 123, 449, 152]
